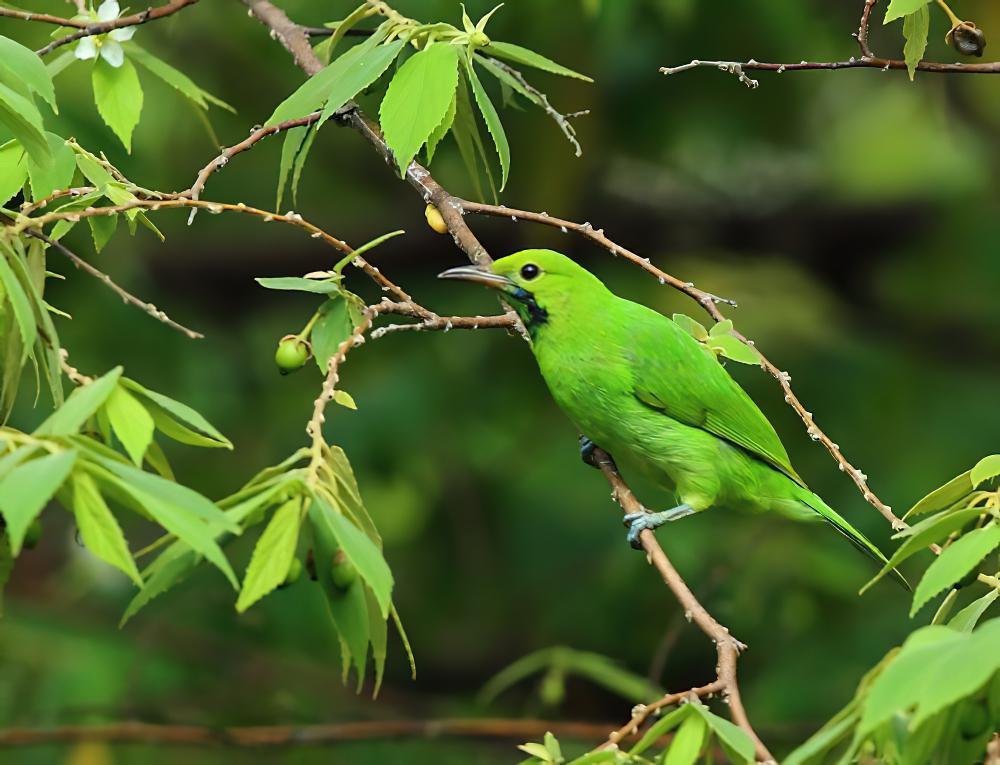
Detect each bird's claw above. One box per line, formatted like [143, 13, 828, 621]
[622, 505, 695, 550]
[579, 436, 600, 468]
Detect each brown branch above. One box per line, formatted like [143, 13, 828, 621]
[0, 718, 625, 748]
[590, 448, 774, 763]
[856, 0, 878, 57]
[370, 304, 518, 339]
[27, 0, 201, 57]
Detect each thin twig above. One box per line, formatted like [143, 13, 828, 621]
[856, 0, 878, 57]
[370, 304, 518, 339]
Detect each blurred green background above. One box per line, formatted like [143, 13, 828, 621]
[3, 0, 1000, 762]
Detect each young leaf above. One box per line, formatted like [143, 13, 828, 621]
[948, 590, 999, 633]
[311, 495, 393, 617]
[0, 81, 50, 164]
[971, 454, 1000, 488]
[0, 449, 76, 554]
[105, 384, 155, 465]
[92, 57, 144, 152]
[0, 34, 57, 109]
[0, 139, 27, 206]
[255, 276, 340, 295]
[464, 61, 510, 189]
[484, 41, 592, 82]
[236, 498, 302, 612]
[710, 334, 762, 365]
[884, 0, 931, 24]
[71, 471, 142, 586]
[125, 43, 233, 112]
[121, 377, 232, 449]
[315, 38, 406, 129]
[379, 43, 460, 177]
[35, 367, 122, 436]
[910, 522, 1000, 616]
[902, 6, 930, 81]
[672, 313, 709, 341]
[312, 298, 353, 372]
[663, 712, 707, 765]
[905, 469, 973, 519]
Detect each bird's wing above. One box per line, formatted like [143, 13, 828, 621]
[627, 305, 806, 488]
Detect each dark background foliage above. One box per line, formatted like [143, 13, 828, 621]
[2, 0, 999, 761]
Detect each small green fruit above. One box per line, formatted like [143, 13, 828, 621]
[284, 557, 303, 586]
[274, 335, 310, 374]
[331, 549, 358, 590]
[23, 518, 43, 550]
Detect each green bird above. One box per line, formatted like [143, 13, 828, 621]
[440, 249, 904, 587]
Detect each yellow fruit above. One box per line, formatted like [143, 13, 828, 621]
[424, 204, 449, 234]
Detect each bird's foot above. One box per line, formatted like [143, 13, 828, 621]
[579, 436, 601, 468]
[623, 504, 695, 549]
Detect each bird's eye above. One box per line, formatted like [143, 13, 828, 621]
[520, 264, 541, 281]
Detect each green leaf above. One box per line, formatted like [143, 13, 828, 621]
[121, 378, 231, 449]
[464, 61, 510, 189]
[884, 0, 931, 24]
[315, 4, 373, 65]
[312, 298, 353, 372]
[92, 57, 144, 152]
[236, 498, 302, 612]
[121, 539, 198, 626]
[672, 313, 709, 341]
[88, 213, 118, 253]
[911, 522, 1000, 615]
[289, 126, 316, 208]
[451, 74, 496, 201]
[316, 38, 406, 130]
[948, 590, 999, 633]
[93, 459, 239, 587]
[663, 712, 706, 765]
[265, 25, 391, 125]
[105, 384, 155, 465]
[902, 6, 929, 81]
[971, 455, 1000, 488]
[26, 132, 75, 201]
[484, 41, 592, 82]
[861, 618, 1000, 732]
[425, 88, 456, 164]
[905, 469, 973, 519]
[275, 126, 308, 213]
[710, 334, 762, 365]
[0, 246, 37, 362]
[35, 367, 122, 436]
[365, 586, 388, 696]
[628, 704, 692, 756]
[254, 276, 341, 294]
[0, 139, 27, 206]
[782, 703, 860, 765]
[0, 81, 49, 167]
[517, 743, 552, 761]
[310, 494, 393, 618]
[125, 43, 233, 112]
[380, 43, 460, 177]
[71, 471, 142, 586]
[0, 449, 76, 553]
[0, 34, 57, 109]
[862, 505, 985, 593]
[690, 704, 756, 764]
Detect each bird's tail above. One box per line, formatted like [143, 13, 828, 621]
[793, 487, 910, 592]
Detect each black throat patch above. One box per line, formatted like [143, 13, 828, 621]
[511, 287, 549, 337]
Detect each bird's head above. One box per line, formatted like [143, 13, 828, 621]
[438, 249, 605, 335]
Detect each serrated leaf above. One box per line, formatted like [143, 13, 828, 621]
[71, 471, 142, 585]
[426, 89, 456, 164]
[902, 6, 929, 81]
[26, 132, 75, 201]
[121, 377, 231, 449]
[0, 34, 57, 109]
[971, 454, 1000, 488]
[911, 523, 1000, 615]
[125, 43, 233, 112]
[905, 469, 974, 519]
[92, 57, 143, 152]
[0, 139, 27, 206]
[312, 298, 353, 372]
[35, 367, 122, 436]
[88, 213, 118, 253]
[861, 618, 1000, 732]
[884, 0, 931, 24]
[0, 81, 50, 164]
[464, 60, 509, 189]
[316, 38, 406, 129]
[311, 494, 392, 618]
[485, 41, 592, 82]
[948, 590, 999, 633]
[105, 384, 154, 465]
[236, 498, 302, 612]
[255, 276, 341, 294]
[663, 712, 706, 765]
[380, 43, 459, 177]
[0, 448, 76, 553]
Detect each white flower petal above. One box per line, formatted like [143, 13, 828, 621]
[96, 0, 120, 22]
[100, 40, 124, 68]
[75, 37, 98, 60]
[109, 26, 136, 42]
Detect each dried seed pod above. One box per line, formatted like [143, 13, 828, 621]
[947, 21, 986, 57]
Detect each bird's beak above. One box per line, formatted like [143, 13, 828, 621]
[437, 265, 514, 290]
